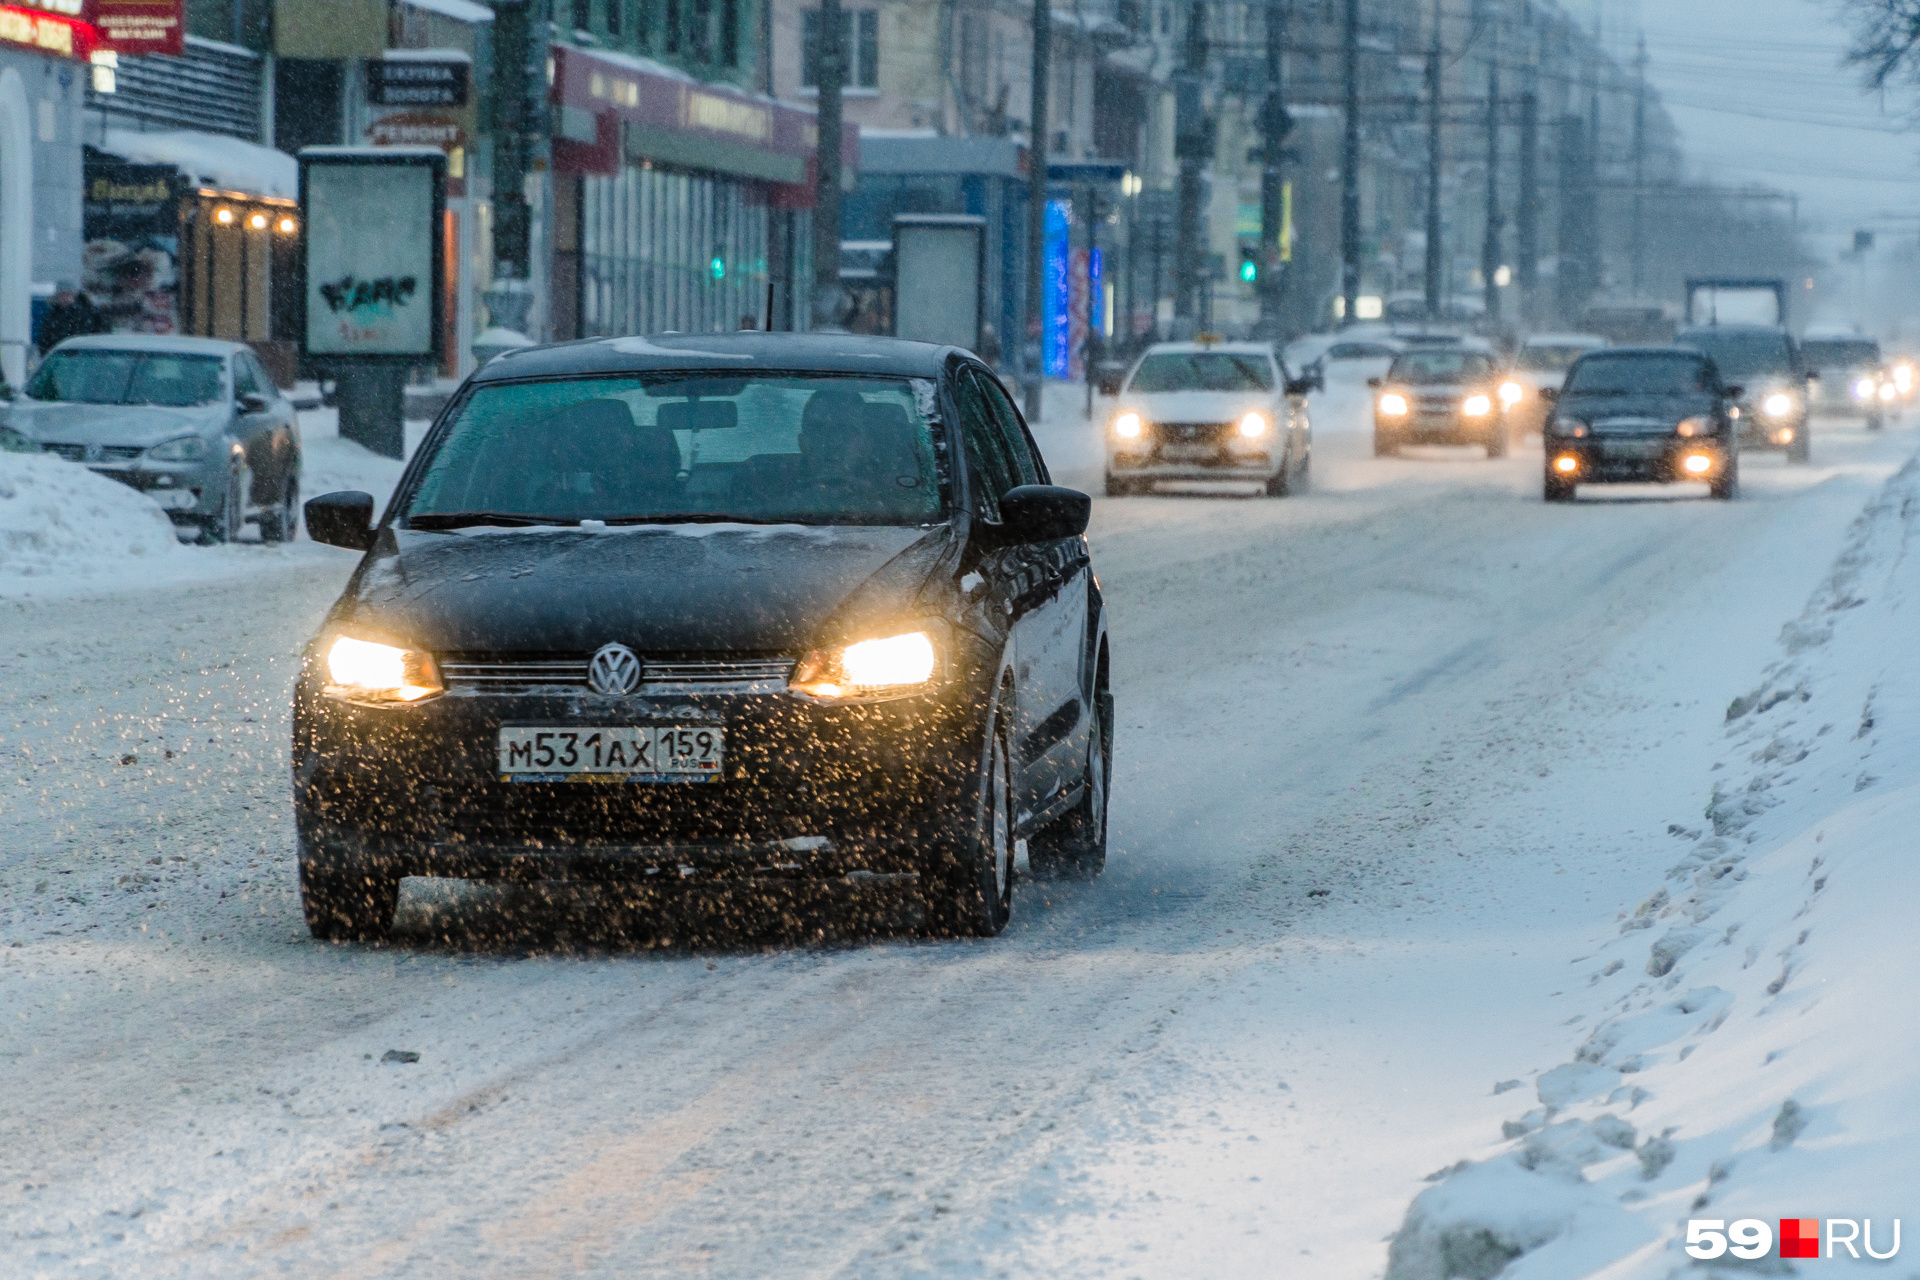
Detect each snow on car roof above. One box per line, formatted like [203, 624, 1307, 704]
[471, 332, 957, 382]
[53, 334, 249, 356]
[1521, 333, 1608, 347]
[1139, 341, 1275, 356]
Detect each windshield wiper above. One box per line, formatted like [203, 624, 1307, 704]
[599, 513, 792, 526]
[407, 511, 562, 530]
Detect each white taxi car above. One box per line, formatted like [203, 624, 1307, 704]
[1104, 340, 1317, 497]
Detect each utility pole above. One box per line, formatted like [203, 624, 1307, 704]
[1423, 0, 1442, 321]
[1480, 0, 1501, 325]
[813, 0, 847, 328]
[1339, 0, 1360, 325]
[1630, 33, 1647, 296]
[1024, 0, 1050, 418]
[1173, 0, 1209, 322]
[1256, 0, 1292, 338]
[1517, 76, 1539, 326]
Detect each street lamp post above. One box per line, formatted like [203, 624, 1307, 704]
[813, 0, 847, 329]
[1024, 0, 1051, 420]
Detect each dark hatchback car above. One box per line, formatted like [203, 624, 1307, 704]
[1540, 347, 1740, 501]
[294, 334, 1110, 941]
[1369, 347, 1509, 457]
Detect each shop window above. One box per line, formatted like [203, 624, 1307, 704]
[801, 9, 878, 89]
[606, 0, 620, 36]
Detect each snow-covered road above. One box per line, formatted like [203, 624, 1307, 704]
[4, 394, 1914, 1278]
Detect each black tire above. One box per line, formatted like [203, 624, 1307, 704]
[1264, 460, 1290, 497]
[1544, 474, 1575, 503]
[925, 698, 1015, 937]
[1787, 429, 1811, 465]
[1292, 448, 1311, 493]
[1710, 459, 1739, 500]
[1868, 414, 1884, 432]
[1028, 664, 1111, 881]
[1373, 432, 1398, 457]
[1104, 474, 1137, 497]
[1486, 428, 1509, 459]
[260, 474, 299, 544]
[198, 464, 246, 545]
[300, 851, 399, 941]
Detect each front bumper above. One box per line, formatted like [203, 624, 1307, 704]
[82, 459, 221, 521]
[292, 665, 992, 882]
[1108, 426, 1279, 479]
[1375, 412, 1499, 444]
[1545, 437, 1730, 483]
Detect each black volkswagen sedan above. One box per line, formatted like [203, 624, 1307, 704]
[293, 334, 1109, 941]
[1540, 347, 1740, 501]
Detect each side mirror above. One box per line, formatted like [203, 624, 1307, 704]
[1805, 370, 1821, 383]
[1723, 384, 1745, 401]
[1538, 386, 1558, 403]
[305, 490, 377, 551]
[993, 485, 1091, 543]
[238, 392, 270, 414]
[1365, 376, 1383, 389]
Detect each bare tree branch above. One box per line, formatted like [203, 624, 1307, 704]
[1842, 0, 1920, 90]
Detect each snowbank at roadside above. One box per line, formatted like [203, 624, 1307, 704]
[1386, 452, 1920, 1278]
[0, 451, 193, 589]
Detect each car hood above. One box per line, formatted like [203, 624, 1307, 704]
[337, 522, 958, 655]
[5, 400, 227, 446]
[1125, 390, 1273, 422]
[1557, 391, 1714, 424]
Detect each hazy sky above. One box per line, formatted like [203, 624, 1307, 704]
[1625, 0, 1920, 246]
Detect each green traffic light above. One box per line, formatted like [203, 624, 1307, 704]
[1240, 259, 1258, 282]
[710, 255, 726, 280]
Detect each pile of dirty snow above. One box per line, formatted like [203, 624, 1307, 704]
[0, 451, 190, 589]
[1387, 451, 1920, 1279]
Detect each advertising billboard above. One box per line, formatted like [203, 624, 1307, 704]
[299, 148, 443, 362]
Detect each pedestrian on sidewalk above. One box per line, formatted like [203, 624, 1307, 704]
[38, 281, 110, 355]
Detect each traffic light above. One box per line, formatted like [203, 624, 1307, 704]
[710, 250, 726, 280]
[1239, 243, 1259, 283]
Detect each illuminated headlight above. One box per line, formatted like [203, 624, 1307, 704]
[1675, 416, 1712, 437]
[1853, 378, 1876, 401]
[1761, 392, 1794, 419]
[1237, 411, 1268, 438]
[1378, 393, 1409, 417]
[1112, 412, 1143, 439]
[1551, 417, 1589, 438]
[1462, 394, 1493, 417]
[1881, 381, 1898, 402]
[1553, 455, 1579, 474]
[1682, 453, 1715, 475]
[1896, 364, 1913, 392]
[324, 636, 443, 703]
[791, 630, 939, 700]
[1777, 428, 1795, 443]
[147, 435, 207, 462]
[1498, 380, 1524, 408]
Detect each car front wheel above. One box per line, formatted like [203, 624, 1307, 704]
[260, 475, 299, 543]
[199, 463, 247, 545]
[300, 844, 399, 941]
[925, 698, 1015, 937]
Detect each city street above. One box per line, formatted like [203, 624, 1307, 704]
[3, 396, 1913, 1278]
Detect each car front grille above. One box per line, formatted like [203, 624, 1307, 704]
[439, 655, 794, 695]
[98, 445, 144, 461]
[1155, 422, 1230, 445]
[40, 443, 85, 462]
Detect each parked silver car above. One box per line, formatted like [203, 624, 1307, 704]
[4, 335, 302, 543]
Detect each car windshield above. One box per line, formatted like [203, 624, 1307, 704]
[1517, 344, 1599, 371]
[1129, 352, 1274, 392]
[405, 374, 944, 528]
[24, 350, 227, 407]
[1388, 351, 1493, 383]
[1565, 354, 1712, 395]
[1327, 342, 1396, 360]
[1800, 340, 1880, 370]
[1679, 331, 1794, 378]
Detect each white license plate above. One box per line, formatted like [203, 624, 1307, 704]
[498, 725, 724, 782]
[1161, 443, 1220, 461]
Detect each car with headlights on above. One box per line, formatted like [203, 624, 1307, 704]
[1369, 347, 1509, 457]
[4, 335, 301, 543]
[293, 333, 1109, 941]
[1497, 332, 1608, 439]
[1675, 324, 1812, 463]
[1799, 330, 1893, 429]
[1103, 341, 1316, 497]
[1539, 347, 1740, 502]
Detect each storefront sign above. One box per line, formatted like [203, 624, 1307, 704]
[82, 158, 182, 334]
[366, 57, 468, 107]
[0, 2, 91, 57]
[1041, 199, 1070, 379]
[299, 149, 444, 362]
[88, 0, 181, 55]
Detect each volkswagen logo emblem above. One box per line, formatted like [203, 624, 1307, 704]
[587, 643, 643, 696]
